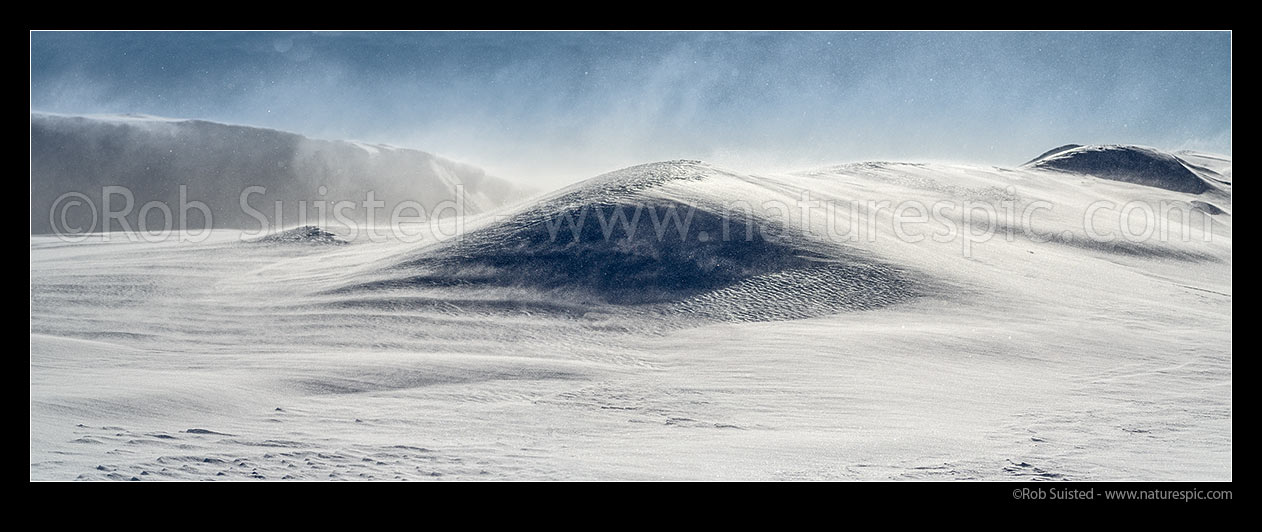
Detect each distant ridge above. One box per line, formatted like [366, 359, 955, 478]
[1023, 144, 1220, 194]
[30, 112, 530, 233]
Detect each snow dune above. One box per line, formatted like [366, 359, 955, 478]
[251, 225, 348, 246]
[333, 160, 929, 322]
[1023, 144, 1226, 196]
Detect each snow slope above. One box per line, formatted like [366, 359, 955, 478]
[30, 147, 1231, 481]
[30, 112, 531, 234]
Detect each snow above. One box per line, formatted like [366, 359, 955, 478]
[349, 141, 381, 156]
[29, 112, 529, 234]
[250, 225, 348, 246]
[30, 148, 1231, 481]
[1024, 144, 1223, 195]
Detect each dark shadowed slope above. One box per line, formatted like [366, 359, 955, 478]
[333, 161, 929, 320]
[1023, 144, 1219, 194]
[30, 112, 530, 233]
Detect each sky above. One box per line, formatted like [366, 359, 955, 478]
[30, 31, 1232, 189]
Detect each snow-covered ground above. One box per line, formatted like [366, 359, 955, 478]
[30, 149, 1231, 481]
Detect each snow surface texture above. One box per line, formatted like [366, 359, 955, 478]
[30, 146, 1231, 481]
[30, 112, 531, 233]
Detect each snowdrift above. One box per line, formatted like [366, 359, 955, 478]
[250, 225, 347, 245]
[1024, 144, 1221, 195]
[339, 160, 928, 319]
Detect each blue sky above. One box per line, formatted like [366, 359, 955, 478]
[30, 31, 1232, 188]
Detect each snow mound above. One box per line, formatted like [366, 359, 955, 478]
[341, 161, 928, 318]
[251, 226, 347, 245]
[1024, 144, 1214, 194]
